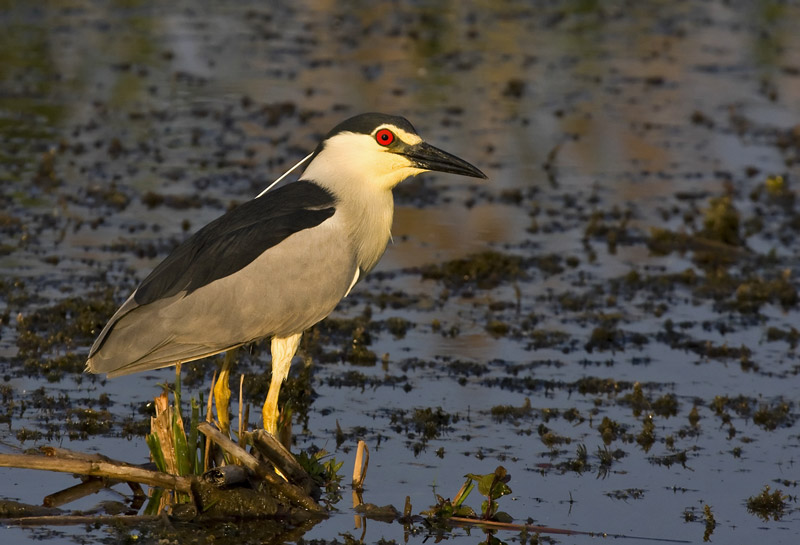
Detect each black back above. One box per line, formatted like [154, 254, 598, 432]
[134, 181, 336, 305]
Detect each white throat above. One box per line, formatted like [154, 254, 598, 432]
[300, 132, 422, 273]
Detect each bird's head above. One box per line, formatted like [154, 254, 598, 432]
[301, 113, 486, 193]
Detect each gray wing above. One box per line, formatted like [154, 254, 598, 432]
[134, 181, 336, 305]
[86, 182, 352, 377]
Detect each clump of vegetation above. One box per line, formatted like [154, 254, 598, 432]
[583, 207, 634, 254]
[533, 253, 565, 276]
[66, 408, 113, 439]
[753, 401, 793, 430]
[410, 407, 453, 440]
[711, 395, 794, 431]
[596, 445, 622, 477]
[746, 485, 789, 521]
[304, 307, 377, 365]
[420, 250, 526, 290]
[146, 389, 199, 509]
[538, 423, 572, 448]
[732, 272, 798, 312]
[15, 428, 44, 443]
[575, 376, 625, 395]
[683, 406, 699, 429]
[622, 382, 649, 416]
[485, 319, 510, 337]
[446, 359, 488, 377]
[648, 450, 688, 468]
[467, 466, 513, 522]
[490, 398, 532, 423]
[525, 328, 571, 350]
[15, 291, 117, 380]
[605, 488, 645, 501]
[598, 417, 623, 445]
[585, 325, 624, 352]
[23, 353, 85, 382]
[710, 394, 753, 423]
[562, 443, 589, 473]
[143, 368, 343, 513]
[764, 174, 791, 201]
[0, 386, 14, 426]
[700, 196, 741, 246]
[295, 449, 344, 502]
[652, 394, 678, 417]
[703, 504, 716, 542]
[766, 326, 800, 348]
[389, 406, 455, 455]
[424, 466, 513, 523]
[636, 416, 655, 452]
[385, 316, 412, 338]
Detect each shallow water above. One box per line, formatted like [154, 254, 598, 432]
[2, 1, 800, 543]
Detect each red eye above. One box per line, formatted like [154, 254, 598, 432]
[375, 129, 395, 146]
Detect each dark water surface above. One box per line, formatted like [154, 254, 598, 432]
[2, 1, 800, 543]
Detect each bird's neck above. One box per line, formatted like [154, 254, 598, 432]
[346, 188, 394, 274]
[300, 145, 399, 273]
[301, 176, 394, 275]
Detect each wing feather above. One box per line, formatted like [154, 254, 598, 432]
[135, 181, 336, 305]
[87, 181, 337, 370]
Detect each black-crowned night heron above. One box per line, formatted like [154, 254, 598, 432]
[86, 112, 486, 435]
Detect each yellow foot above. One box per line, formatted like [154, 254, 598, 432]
[214, 365, 231, 436]
[262, 401, 278, 436]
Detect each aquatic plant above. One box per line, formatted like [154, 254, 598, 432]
[746, 485, 789, 521]
[424, 466, 513, 523]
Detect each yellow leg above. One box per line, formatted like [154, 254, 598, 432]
[263, 333, 302, 435]
[214, 350, 236, 436]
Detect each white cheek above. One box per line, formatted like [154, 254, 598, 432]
[301, 132, 422, 192]
[377, 153, 420, 188]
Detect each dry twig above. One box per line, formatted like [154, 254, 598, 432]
[0, 453, 191, 493]
[250, 429, 309, 488]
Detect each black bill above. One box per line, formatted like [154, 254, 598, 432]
[402, 142, 487, 179]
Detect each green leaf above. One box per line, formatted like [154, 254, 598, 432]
[466, 467, 513, 519]
[143, 488, 164, 515]
[454, 505, 476, 518]
[146, 434, 167, 473]
[494, 511, 513, 523]
[454, 479, 474, 507]
[172, 411, 191, 477]
[174, 375, 181, 414]
[491, 481, 512, 499]
[188, 397, 200, 474]
[478, 473, 497, 496]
